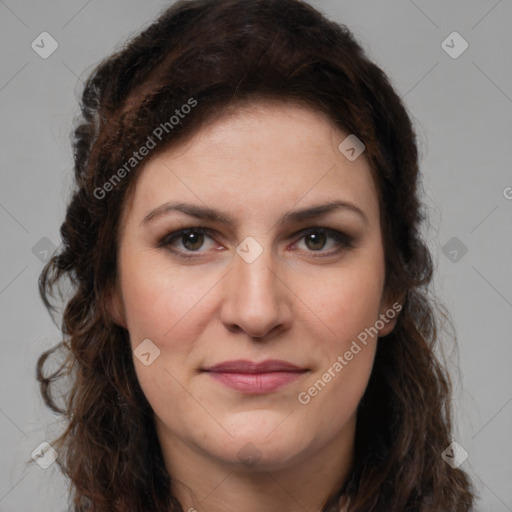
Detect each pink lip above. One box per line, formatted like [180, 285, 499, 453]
[202, 359, 308, 394]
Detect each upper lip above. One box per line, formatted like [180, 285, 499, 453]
[203, 359, 307, 373]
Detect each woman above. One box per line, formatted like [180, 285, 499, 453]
[36, 0, 475, 510]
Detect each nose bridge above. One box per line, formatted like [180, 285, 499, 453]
[235, 242, 277, 296]
[234, 238, 281, 305]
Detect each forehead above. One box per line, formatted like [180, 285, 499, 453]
[121, 101, 379, 229]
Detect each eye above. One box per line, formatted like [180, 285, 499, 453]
[158, 228, 217, 255]
[292, 228, 354, 256]
[158, 226, 354, 258]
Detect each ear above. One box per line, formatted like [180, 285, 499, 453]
[106, 285, 127, 329]
[377, 291, 406, 338]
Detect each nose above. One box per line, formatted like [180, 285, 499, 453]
[219, 244, 293, 340]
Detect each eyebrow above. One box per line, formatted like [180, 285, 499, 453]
[141, 199, 368, 227]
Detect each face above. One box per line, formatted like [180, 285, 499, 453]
[109, 101, 398, 473]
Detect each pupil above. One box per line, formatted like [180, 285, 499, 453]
[183, 231, 203, 250]
[306, 231, 326, 250]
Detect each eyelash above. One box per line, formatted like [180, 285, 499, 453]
[157, 226, 354, 259]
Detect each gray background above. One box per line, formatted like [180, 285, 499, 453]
[1, 0, 511, 510]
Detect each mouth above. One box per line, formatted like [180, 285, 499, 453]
[201, 359, 309, 394]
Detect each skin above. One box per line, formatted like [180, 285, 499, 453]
[108, 101, 399, 512]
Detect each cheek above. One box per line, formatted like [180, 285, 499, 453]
[291, 257, 383, 417]
[296, 259, 384, 349]
[302, 347, 376, 448]
[119, 248, 212, 345]
[296, 272, 380, 431]
[118, 251, 212, 422]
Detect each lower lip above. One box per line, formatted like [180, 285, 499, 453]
[205, 371, 305, 393]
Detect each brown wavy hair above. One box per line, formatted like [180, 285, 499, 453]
[35, 0, 476, 510]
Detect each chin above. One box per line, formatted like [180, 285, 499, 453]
[219, 443, 306, 472]
[209, 420, 312, 470]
